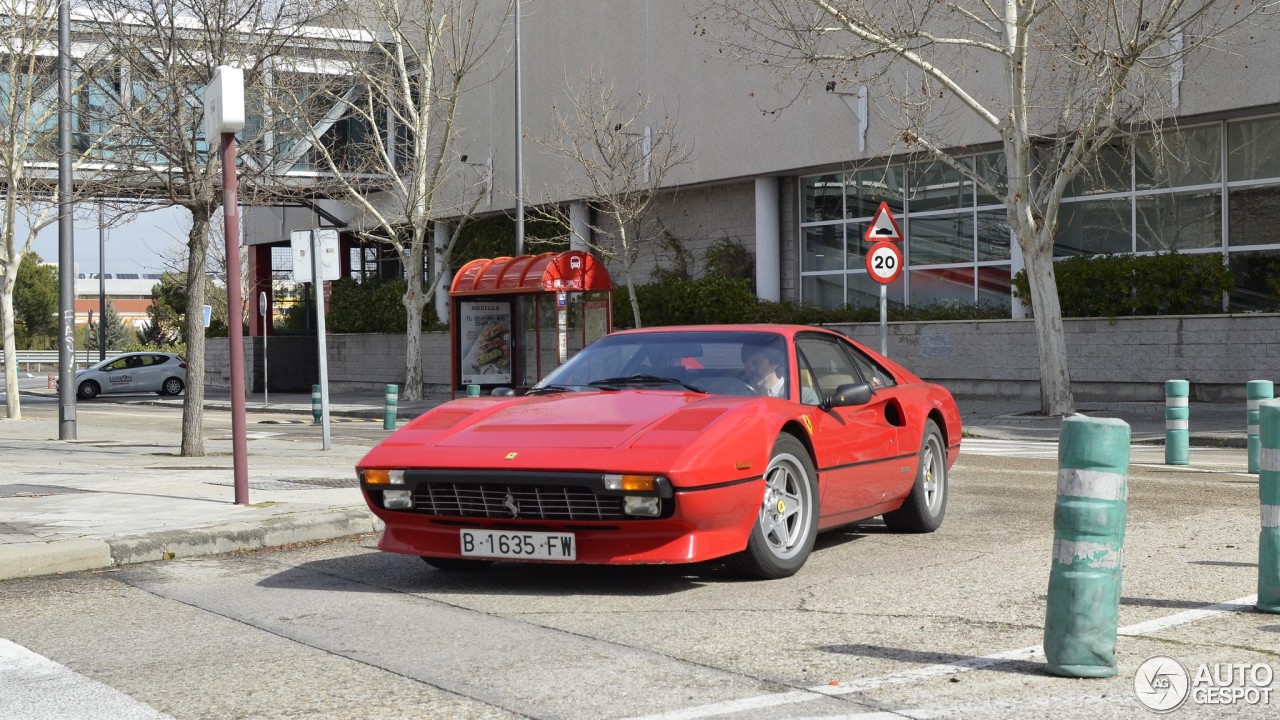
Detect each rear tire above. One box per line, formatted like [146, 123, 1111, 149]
[728, 434, 818, 580]
[77, 381, 100, 400]
[883, 419, 948, 533]
[160, 377, 185, 396]
[421, 556, 495, 571]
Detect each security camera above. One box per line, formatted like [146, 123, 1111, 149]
[460, 154, 468, 162]
[825, 81, 836, 93]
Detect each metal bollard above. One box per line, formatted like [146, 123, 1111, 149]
[466, 384, 481, 397]
[311, 384, 322, 425]
[1044, 415, 1130, 678]
[384, 384, 398, 430]
[1164, 380, 1189, 466]
[1248, 381, 1274, 475]
[1258, 399, 1280, 613]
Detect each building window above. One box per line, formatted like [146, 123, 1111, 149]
[798, 112, 1280, 314]
[798, 150, 1010, 310]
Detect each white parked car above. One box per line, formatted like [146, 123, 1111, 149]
[68, 352, 187, 399]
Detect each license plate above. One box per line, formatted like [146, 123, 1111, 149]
[459, 529, 577, 561]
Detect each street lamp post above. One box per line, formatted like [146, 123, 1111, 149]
[204, 66, 249, 505]
[56, 0, 75, 440]
[98, 201, 106, 361]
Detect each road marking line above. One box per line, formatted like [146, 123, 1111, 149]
[623, 592, 1258, 720]
[0, 638, 173, 719]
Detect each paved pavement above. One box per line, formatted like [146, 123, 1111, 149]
[0, 384, 1257, 582]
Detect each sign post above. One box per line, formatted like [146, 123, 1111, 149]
[259, 290, 269, 407]
[291, 228, 340, 450]
[204, 65, 249, 504]
[864, 202, 904, 358]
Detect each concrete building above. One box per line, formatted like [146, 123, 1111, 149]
[73, 271, 162, 330]
[241, 1, 1280, 330]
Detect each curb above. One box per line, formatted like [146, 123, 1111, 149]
[0, 508, 383, 582]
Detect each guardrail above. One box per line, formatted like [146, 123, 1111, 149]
[1, 350, 124, 373]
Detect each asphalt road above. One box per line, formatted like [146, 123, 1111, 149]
[1, 401, 1276, 719]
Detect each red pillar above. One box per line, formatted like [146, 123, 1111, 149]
[248, 244, 274, 336]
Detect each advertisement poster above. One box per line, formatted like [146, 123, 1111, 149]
[459, 301, 513, 385]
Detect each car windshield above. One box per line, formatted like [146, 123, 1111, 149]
[531, 331, 789, 398]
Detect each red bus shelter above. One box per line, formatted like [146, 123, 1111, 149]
[449, 250, 613, 395]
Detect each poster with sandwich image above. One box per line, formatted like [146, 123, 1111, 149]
[459, 300, 513, 385]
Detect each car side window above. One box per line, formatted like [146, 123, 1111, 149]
[844, 343, 897, 389]
[105, 359, 128, 371]
[795, 336, 862, 399]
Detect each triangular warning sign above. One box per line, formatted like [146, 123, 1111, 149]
[863, 202, 903, 242]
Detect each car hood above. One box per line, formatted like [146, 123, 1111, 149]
[372, 390, 745, 451]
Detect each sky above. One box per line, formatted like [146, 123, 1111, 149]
[29, 206, 188, 276]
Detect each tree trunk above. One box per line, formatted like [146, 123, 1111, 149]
[180, 210, 213, 456]
[2, 272, 20, 420]
[402, 237, 426, 401]
[1021, 233, 1075, 416]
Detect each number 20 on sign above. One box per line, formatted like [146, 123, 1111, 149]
[866, 241, 903, 284]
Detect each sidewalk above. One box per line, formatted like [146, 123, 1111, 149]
[0, 388, 1253, 582]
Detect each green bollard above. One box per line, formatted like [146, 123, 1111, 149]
[1248, 381, 1274, 475]
[383, 384, 398, 430]
[311, 384, 322, 425]
[1258, 400, 1280, 613]
[466, 384, 481, 397]
[1044, 415, 1130, 678]
[1164, 380, 1189, 466]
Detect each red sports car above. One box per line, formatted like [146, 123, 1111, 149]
[357, 325, 961, 579]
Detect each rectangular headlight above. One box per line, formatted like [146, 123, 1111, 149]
[623, 496, 662, 517]
[382, 489, 412, 509]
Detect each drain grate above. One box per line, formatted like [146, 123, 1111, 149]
[203, 477, 358, 491]
[0, 484, 94, 497]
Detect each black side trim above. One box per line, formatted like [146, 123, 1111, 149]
[674, 475, 760, 493]
[818, 450, 918, 474]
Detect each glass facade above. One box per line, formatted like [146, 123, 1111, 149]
[800, 151, 1011, 311]
[799, 114, 1280, 312]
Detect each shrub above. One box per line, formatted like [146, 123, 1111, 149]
[324, 278, 442, 334]
[1012, 252, 1234, 317]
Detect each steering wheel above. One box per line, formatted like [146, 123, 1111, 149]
[699, 376, 758, 396]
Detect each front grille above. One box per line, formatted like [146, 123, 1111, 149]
[413, 483, 627, 521]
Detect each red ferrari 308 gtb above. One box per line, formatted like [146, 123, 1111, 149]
[357, 325, 961, 579]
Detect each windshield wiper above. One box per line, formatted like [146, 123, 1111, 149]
[525, 384, 578, 396]
[588, 374, 707, 393]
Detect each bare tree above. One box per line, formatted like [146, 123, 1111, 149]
[0, 0, 97, 420]
[78, 0, 339, 454]
[297, 0, 512, 401]
[529, 70, 692, 328]
[695, 0, 1273, 415]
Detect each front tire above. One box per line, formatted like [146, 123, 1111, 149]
[883, 419, 948, 533]
[729, 434, 819, 580]
[421, 556, 495, 571]
[77, 381, 100, 400]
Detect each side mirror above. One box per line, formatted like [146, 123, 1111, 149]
[826, 381, 873, 408]
[491, 387, 516, 397]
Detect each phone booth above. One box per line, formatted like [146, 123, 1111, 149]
[449, 250, 613, 396]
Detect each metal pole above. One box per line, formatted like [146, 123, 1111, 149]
[98, 201, 106, 361]
[310, 230, 332, 450]
[879, 284, 888, 357]
[513, 0, 524, 256]
[56, 0, 75, 440]
[223, 133, 250, 505]
[85, 310, 92, 365]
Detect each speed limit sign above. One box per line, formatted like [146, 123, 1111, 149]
[865, 241, 904, 284]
